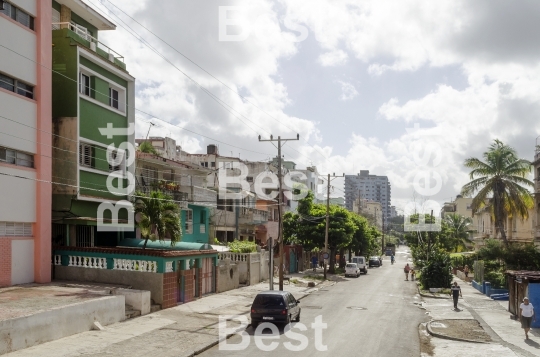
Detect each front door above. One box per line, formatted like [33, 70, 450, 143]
[289, 250, 297, 273]
[201, 258, 213, 295]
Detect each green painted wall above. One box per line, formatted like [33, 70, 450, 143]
[79, 170, 128, 200]
[52, 30, 78, 118]
[80, 57, 127, 87]
[90, 76, 109, 105]
[79, 99, 127, 145]
[71, 12, 98, 39]
[52, 0, 61, 12]
[181, 205, 210, 244]
[69, 198, 129, 220]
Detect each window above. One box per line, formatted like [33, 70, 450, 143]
[0, 72, 33, 99]
[109, 88, 119, 109]
[0, 221, 32, 236]
[246, 176, 253, 183]
[0, 146, 34, 168]
[108, 150, 122, 172]
[79, 143, 94, 168]
[80, 73, 90, 96]
[200, 210, 206, 224]
[184, 209, 193, 234]
[142, 165, 158, 185]
[0, 1, 34, 30]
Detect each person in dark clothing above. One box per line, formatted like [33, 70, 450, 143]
[450, 281, 462, 310]
[311, 255, 318, 271]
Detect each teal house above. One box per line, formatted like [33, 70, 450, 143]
[181, 204, 211, 244]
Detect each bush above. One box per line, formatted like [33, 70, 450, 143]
[419, 248, 453, 289]
[484, 270, 506, 289]
[228, 240, 257, 253]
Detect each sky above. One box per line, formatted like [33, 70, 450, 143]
[89, 0, 540, 213]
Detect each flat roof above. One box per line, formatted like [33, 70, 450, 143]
[56, 0, 116, 30]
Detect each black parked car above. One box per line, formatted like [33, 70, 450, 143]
[369, 256, 381, 267]
[250, 291, 301, 327]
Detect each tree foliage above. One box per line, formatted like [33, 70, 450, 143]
[133, 190, 181, 249]
[461, 139, 534, 246]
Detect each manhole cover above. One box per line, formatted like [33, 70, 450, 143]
[302, 306, 322, 309]
[347, 306, 366, 310]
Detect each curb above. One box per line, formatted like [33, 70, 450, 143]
[426, 319, 489, 344]
[189, 285, 325, 355]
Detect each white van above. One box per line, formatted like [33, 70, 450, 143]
[351, 256, 367, 274]
[345, 263, 360, 277]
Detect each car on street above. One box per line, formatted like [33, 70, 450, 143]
[345, 263, 360, 277]
[250, 291, 301, 327]
[369, 256, 382, 267]
[351, 256, 368, 274]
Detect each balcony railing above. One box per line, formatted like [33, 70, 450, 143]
[52, 22, 124, 64]
[136, 183, 189, 209]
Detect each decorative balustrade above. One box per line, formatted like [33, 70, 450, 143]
[68, 255, 107, 269]
[53, 255, 61, 266]
[165, 261, 174, 273]
[113, 258, 157, 272]
[219, 252, 249, 262]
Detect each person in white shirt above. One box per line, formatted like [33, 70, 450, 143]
[519, 297, 536, 339]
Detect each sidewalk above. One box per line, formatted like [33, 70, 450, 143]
[421, 275, 540, 357]
[4, 279, 334, 357]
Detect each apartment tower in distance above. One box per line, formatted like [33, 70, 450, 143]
[345, 170, 392, 221]
[0, 0, 52, 286]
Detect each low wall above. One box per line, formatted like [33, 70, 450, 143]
[217, 259, 239, 293]
[0, 295, 125, 355]
[472, 280, 483, 294]
[115, 288, 151, 315]
[55, 266, 164, 305]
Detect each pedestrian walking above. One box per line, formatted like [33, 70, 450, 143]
[410, 269, 416, 281]
[464, 265, 469, 278]
[519, 297, 536, 339]
[404, 263, 411, 281]
[450, 282, 462, 310]
[311, 255, 318, 272]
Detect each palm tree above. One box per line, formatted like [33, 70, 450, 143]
[443, 213, 473, 252]
[133, 190, 181, 249]
[461, 139, 534, 246]
[138, 141, 159, 155]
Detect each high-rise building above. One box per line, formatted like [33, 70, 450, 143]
[0, 0, 52, 286]
[345, 170, 391, 220]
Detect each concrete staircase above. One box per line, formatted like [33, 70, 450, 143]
[124, 304, 141, 319]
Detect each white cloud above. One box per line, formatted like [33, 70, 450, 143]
[338, 81, 358, 101]
[318, 50, 348, 66]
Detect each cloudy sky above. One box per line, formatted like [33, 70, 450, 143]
[89, 0, 540, 212]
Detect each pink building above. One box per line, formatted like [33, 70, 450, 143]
[0, 0, 52, 286]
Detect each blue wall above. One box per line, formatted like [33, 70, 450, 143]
[529, 283, 540, 328]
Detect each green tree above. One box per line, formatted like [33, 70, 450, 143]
[133, 190, 181, 249]
[461, 139, 534, 246]
[443, 213, 473, 252]
[138, 141, 159, 155]
[419, 245, 453, 289]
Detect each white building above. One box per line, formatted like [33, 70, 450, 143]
[0, 0, 52, 286]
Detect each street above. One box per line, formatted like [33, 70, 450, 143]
[201, 247, 428, 356]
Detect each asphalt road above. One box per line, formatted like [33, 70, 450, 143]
[201, 247, 428, 356]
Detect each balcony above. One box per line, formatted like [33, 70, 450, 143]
[135, 183, 188, 209]
[52, 22, 126, 70]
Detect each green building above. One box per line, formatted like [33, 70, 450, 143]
[51, 0, 135, 247]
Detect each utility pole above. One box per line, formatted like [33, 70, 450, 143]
[427, 209, 433, 260]
[323, 173, 345, 279]
[381, 214, 385, 255]
[259, 134, 299, 291]
[268, 236, 274, 291]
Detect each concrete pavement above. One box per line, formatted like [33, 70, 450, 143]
[421, 275, 540, 357]
[3, 279, 332, 357]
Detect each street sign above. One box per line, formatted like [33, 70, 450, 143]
[323, 252, 329, 260]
